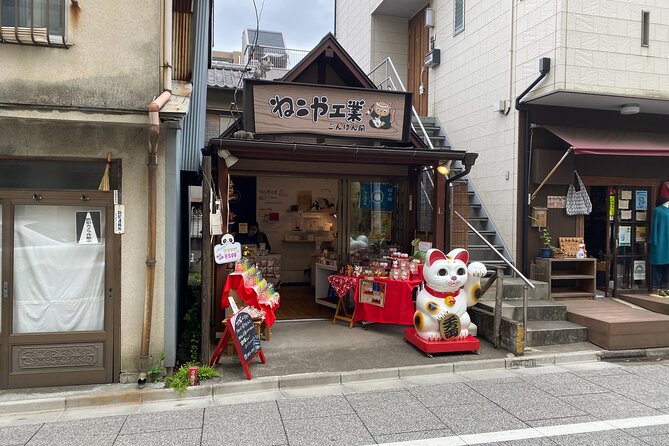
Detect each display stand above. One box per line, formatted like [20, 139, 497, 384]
[210, 311, 266, 380]
[328, 275, 358, 328]
[403, 328, 480, 357]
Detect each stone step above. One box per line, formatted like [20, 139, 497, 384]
[526, 320, 588, 346]
[480, 277, 550, 300]
[475, 300, 567, 321]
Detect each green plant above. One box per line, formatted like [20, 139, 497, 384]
[539, 227, 552, 248]
[147, 353, 166, 383]
[164, 363, 219, 395]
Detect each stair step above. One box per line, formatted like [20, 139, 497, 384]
[526, 320, 588, 346]
[479, 277, 550, 300]
[475, 300, 567, 321]
[412, 116, 437, 126]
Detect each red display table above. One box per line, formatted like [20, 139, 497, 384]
[221, 273, 277, 327]
[404, 328, 480, 357]
[326, 275, 423, 327]
[353, 277, 422, 325]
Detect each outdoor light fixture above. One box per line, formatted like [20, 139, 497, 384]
[425, 8, 434, 28]
[436, 160, 452, 176]
[218, 149, 239, 167]
[620, 103, 640, 115]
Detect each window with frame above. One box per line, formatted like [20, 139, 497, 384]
[0, 0, 67, 47]
[454, 0, 465, 36]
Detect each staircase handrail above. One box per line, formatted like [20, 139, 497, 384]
[368, 57, 435, 150]
[454, 210, 534, 289]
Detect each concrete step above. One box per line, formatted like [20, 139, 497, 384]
[475, 300, 567, 321]
[526, 320, 588, 346]
[480, 277, 550, 300]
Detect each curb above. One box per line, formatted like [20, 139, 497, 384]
[5, 347, 668, 416]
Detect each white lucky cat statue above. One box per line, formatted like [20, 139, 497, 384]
[414, 248, 487, 341]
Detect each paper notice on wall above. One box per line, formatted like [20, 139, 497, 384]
[618, 226, 631, 247]
[76, 211, 101, 245]
[619, 200, 630, 210]
[547, 196, 566, 209]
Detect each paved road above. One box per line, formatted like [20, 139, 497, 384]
[3, 359, 669, 445]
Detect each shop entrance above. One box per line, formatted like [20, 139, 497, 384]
[586, 185, 651, 296]
[0, 191, 117, 388]
[227, 174, 408, 321]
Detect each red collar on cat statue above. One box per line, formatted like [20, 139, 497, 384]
[424, 284, 458, 307]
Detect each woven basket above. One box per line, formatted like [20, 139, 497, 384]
[559, 237, 584, 257]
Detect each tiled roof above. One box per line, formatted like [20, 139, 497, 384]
[207, 60, 287, 89]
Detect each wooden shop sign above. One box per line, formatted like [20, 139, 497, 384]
[244, 80, 412, 142]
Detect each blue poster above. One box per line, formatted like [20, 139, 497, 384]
[359, 183, 395, 210]
[635, 190, 647, 211]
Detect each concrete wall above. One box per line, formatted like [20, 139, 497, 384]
[370, 14, 408, 88]
[0, 0, 160, 111]
[0, 119, 166, 379]
[334, 0, 377, 72]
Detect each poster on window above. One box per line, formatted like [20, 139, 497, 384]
[370, 211, 392, 241]
[359, 279, 386, 307]
[636, 226, 646, 242]
[633, 260, 646, 281]
[76, 211, 101, 245]
[618, 226, 632, 247]
[360, 183, 395, 210]
[635, 190, 648, 211]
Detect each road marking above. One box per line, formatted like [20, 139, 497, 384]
[376, 414, 669, 445]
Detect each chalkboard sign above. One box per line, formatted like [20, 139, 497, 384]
[232, 311, 261, 362]
[210, 309, 266, 380]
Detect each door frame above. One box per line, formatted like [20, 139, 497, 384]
[408, 6, 430, 116]
[0, 189, 121, 389]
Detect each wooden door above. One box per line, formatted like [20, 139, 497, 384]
[408, 7, 430, 116]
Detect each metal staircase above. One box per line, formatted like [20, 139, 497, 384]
[411, 115, 513, 271]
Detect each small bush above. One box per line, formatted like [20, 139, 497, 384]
[165, 363, 219, 395]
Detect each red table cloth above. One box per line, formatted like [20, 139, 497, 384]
[352, 276, 422, 325]
[327, 275, 358, 298]
[221, 273, 277, 327]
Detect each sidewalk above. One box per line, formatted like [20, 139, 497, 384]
[2, 320, 669, 420]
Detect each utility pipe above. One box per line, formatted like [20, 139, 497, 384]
[162, 0, 173, 92]
[138, 90, 171, 387]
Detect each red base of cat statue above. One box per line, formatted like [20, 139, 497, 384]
[404, 328, 480, 356]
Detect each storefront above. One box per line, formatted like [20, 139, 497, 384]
[204, 35, 477, 339]
[521, 106, 669, 297]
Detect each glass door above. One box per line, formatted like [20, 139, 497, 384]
[0, 191, 115, 389]
[607, 186, 650, 295]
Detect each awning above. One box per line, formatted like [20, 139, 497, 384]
[544, 125, 669, 156]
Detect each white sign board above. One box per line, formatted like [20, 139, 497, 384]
[114, 204, 125, 234]
[215, 233, 242, 264]
[76, 211, 101, 245]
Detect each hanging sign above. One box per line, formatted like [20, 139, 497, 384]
[547, 196, 566, 209]
[76, 211, 101, 244]
[114, 205, 125, 234]
[214, 233, 242, 264]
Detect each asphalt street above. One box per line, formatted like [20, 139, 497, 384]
[3, 359, 669, 445]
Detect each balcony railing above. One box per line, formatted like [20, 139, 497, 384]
[243, 44, 309, 70]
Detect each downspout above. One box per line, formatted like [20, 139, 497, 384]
[138, 0, 173, 387]
[516, 57, 550, 275]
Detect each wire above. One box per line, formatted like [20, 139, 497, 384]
[231, 0, 266, 120]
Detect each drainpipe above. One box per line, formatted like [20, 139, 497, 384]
[516, 57, 550, 275]
[138, 0, 173, 387]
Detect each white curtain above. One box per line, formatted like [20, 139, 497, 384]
[13, 205, 105, 333]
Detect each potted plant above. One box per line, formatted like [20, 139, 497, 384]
[539, 227, 553, 258]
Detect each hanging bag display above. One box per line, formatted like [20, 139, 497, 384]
[565, 170, 592, 216]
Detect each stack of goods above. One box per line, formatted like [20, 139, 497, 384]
[233, 258, 280, 308]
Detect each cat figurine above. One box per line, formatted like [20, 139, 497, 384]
[414, 248, 487, 341]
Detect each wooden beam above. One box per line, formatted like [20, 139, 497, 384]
[200, 156, 212, 363]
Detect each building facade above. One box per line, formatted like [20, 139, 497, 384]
[335, 0, 669, 293]
[0, 0, 209, 388]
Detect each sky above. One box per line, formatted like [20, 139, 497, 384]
[213, 0, 335, 52]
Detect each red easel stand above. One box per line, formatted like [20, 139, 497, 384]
[210, 320, 266, 380]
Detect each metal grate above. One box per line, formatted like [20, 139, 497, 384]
[0, 0, 68, 47]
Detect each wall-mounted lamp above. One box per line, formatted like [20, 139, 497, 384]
[425, 8, 434, 28]
[436, 160, 452, 176]
[620, 103, 640, 115]
[218, 149, 239, 167]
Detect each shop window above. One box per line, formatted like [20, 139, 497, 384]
[0, 0, 68, 47]
[349, 181, 399, 263]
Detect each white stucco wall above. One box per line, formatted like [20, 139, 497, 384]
[0, 120, 166, 379]
[429, 0, 520, 254]
[371, 14, 409, 88]
[335, 0, 376, 71]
